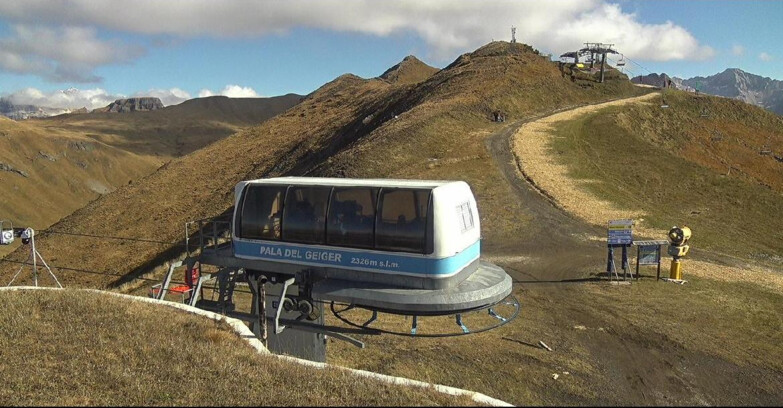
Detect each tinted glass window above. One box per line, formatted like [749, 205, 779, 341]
[326, 187, 378, 248]
[376, 189, 430, 252]
[240, 185, 286, 240]
[282, 186, 330, 244]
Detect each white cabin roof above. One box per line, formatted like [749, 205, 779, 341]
[243, 177, 458, 189]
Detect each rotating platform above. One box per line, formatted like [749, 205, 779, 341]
[311, 260, 512, 316]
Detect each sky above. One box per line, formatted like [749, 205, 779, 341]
[0, 0, 781, 110]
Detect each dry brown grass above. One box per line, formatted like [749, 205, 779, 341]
[0, 289, 485, 406]
[0, 41, 644, 288]
[0, 117, 161, 259]
[328, 273, 783, 406]
[2, 41, 783, 406]
[0, 95, 300, 259]
[526, 89, 783, 259]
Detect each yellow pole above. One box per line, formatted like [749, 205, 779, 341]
[669, 259, 682, 280]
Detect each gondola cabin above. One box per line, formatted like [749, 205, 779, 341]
[232, 177, 482, 290]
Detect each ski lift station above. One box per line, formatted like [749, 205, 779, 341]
[157, 177, 518, 361]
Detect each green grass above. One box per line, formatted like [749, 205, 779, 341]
[549, 102, 783, 259]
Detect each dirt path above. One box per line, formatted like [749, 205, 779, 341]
[480, 92, 783, 405]
[512, 93, 659, 237]
[484, 95, 659, 284]
[508, 92, 783, 289]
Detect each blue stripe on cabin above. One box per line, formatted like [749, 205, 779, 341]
[233, 239, 480, 277]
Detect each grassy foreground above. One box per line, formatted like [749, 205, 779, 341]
[328, 269, 783, 406]
[0, 289, 481, 406]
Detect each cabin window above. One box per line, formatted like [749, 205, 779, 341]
[326, 187, 378, 248]
[240, 185, 287, 240]
[376, 189, 430, 253]
[282, 186, 330, 244]
[456, 201, 474, 233]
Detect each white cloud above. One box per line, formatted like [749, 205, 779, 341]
[2, 85, 265, 110]
[0, 0, 713, 64]
[132, 88, 191, 106]
[0, 24, 144, 83]
[198, 85, 260, 98]
[5, 87, 123, 110]
[759, 52, 773, 62]
[731, 44, 745, 56]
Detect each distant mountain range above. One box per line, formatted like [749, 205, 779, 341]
[632, 68, 783, 115]
[0, 97, 72, 119]
[0, 96, 164, 119]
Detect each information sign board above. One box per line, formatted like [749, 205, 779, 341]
[608, 219, 633, 245]
[638, 245, 660, 265]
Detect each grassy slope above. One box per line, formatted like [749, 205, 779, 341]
[0, 289, 477, 406]
[0, 75, 396, 287]
[310, 42, 648, 248]
[549, 90, 783, 259]
[0, 42, 644, 288]
[2, 42, 782, 406]
[326, 89, 783, 405]
[40, 94, 303, 158]
[0, 95, 301, 258]
[0, 117, 161, 258]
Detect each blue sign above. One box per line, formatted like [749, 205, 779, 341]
[233, 239, 480, 277]
[608, 219, 633, 245]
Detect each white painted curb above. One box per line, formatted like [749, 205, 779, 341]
[1, 287, 513, 407]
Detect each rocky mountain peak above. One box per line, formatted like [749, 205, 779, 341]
[634, 68, 783, 116]
[97, 97, 164, 113]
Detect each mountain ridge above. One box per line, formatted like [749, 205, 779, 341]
[632, 68, 783, 115]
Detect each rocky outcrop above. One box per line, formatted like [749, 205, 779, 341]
[631, 73, 677, 89]
[98, 97, 164, 113]
[0, 162, 28, 178]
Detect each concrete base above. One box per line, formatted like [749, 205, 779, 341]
[311, 261, 512, 315]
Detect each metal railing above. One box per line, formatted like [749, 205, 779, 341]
[185, 216, 233, 258]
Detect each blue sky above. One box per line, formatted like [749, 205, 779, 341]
[0, 0, 780, 109]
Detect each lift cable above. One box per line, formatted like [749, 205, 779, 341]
[44, 230, 185, 246]
[0, 257, 158, 283]
[1, 254, 258, 295]
[622, 56, 655, 76]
